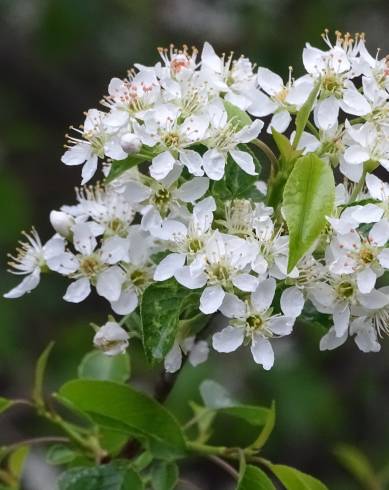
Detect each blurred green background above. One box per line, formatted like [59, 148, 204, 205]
[1, 0, 389, 488]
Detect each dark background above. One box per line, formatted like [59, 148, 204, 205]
[1, 1, 389, 488]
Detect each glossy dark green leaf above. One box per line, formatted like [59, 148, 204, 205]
[33, 341, 55, 409]
[292, 82, 320, 149]
[140, 278, 202, 364]
[283, 153, 335, 272]
[151, 461, 179, 490]
[270, 464, 328, 490]
[106, 155, 145, 182]
[78, 350, 130, 383]
[58, 380, 186, 455]
[46, 444, 77, 465]
[238, 464, 275, 490]
[57, 463, 143, 490]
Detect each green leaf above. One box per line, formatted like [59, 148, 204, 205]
[33, 341, 55, 409]
[140, 278, 202, 364]
[283, 153, 335, 272]
[292, 82, 320, 149]
[58, 463, 143, 490]
[238, 464, 275, 490]
[8, 445, 29, 479]
[223, 100, 252, 129]
[0, 398, 14, 416]
[271, 128, 301, 171]
[78, 351, 130, 383]
[58, 380, 186, 455]
[334, 444, 379, 489]
[151, 461, 179, 490]
[46, 444, 77, 465]
[212, 149, 262, 202]
[106, 155, 145, 183]
[250, 401, 275, 450]
[269, 464, 328, 490]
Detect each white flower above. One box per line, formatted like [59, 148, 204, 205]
[164, 336, 209, 373]
[93, 321, 129, 356]
[4, 230, 69, 299]
[256, 67, 313, 133]
[212, 278, 299, 370]
[174, 231, 259, 314]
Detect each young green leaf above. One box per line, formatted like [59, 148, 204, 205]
[58, 463, 143, 490]
[106, 154, 146, 183]
[78, 351, 130, 383]
[46, 445, 77, 465]
[334, 444, 379, 490]
[238, 464, 275, 490]
[8, 445, 30, 480]
[33, 341, 55, 409]
[0, 398, 14, 416]
[271, 128, 301, 171]
[223, 100, 252, 129]
[58, 380, 186, 455]
[140, 279, 202, 364]
[250, 401, 275, 450]
[151, 461, 179, 490]
[292, 82, 320, 149]
[283, 153, 335, 272]
[269, 464, 328, 490]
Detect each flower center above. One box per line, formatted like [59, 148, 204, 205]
[188, 238, 203, 253]
[153, 188, 171, 208]
[359, 247, 375, 264]
[321, 73, 343, 96]
[208, 263, 230, 283]
[130, 269, 146, 287]
[336, 281, 354, 299]
[163, 132, 181, 148]
[247, 315, 264, 330]
[79, 255, 102, 277]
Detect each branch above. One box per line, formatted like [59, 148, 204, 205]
[207, 455, 239, 480]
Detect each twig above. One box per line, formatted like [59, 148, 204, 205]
[207, 455, 239, 480]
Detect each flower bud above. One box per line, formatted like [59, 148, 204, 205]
[93, 321, 129, 356]
[49, 210, 74, 238]
[120, 133, 142, 155]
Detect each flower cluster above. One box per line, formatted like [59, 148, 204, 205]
[4, 33, 389, 371]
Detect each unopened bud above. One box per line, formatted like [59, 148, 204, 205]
[50, 210, 74, 238]
[120, 133, 142, 154]
[93, 321, 129, 356]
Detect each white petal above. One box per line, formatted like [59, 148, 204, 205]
[200, 285, 225, 314]
[81, 155, 98, 185]
[4, 269, 40, 299]
[369, 220, 389, 246]
[73, 223, 96, 256]
[96, 266, 125, 302]
[123, 181, 151, 203]
[351, 204, 383, 223]
[110, 289, 138, 315]
[319, 326, 348, 351]
[175, 177, 209, 203]
[235, 119, 264, 143]
[250, 278, 276, 313]
[230, 149, 257, 175]
[231, 273, 259, 292]
[179, 150, 204, 176]
[247, 91, 277, 117]
[378, 248, 389, 268]
[333, 303, 350, 337]
[150, 151, 175, 180]
[154, 253, 186, 281]
[61, 144, 89, 166]
[219, 293, 246, 318]
[63, 277, 91, 303]
[316, 97, 339, 130]
[188, 341, 209, 367]
[267, 110, 291, 134]
[203, 149, 226, 180]
[47, 252, 79, 275]
[175, 266, 207, 289]
[201, 42, 223, 73]
[250, 336, 274, 370]
[164, 342, 182, 373]
[100, 236, 129, 264]
[344, 145, 370, 165]
[357, 268, 376, 294]
[257, 67, 283, 95]
[366, 173, 387, 201]
[212, 325, 244, 353]
[280, 286, 304, 317]
[358, 289, 389, 309]
[268, 316, 294, 336]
